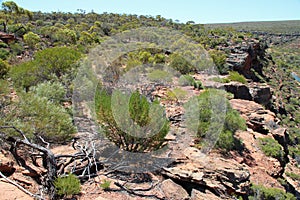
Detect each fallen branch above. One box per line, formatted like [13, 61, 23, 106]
[0, 171, 44, 200]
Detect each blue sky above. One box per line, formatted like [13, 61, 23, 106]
[6, 0, 300, 24]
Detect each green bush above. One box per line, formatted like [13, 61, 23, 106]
[286, 172, 300, 181]
[165, 88, 188, 101]
[4, 92, 75, 143]
[10, 47, 81, 90]
[0, 58, 10, 78]
[147, 69, 172, 82]
[54, 174, 81, 197]
[169, 54, 194, 74]
[228, 71, 247, 84]
[0, 49, 9, 60]
[258, 137, 284, 161]
[185, 89, 246, 151]
[210, 77, 230, 83]
[250, 184, 296, 200]
[95, 89, 169, 152]
[178, 74, 195, 86]
[100, 179, 111, 191]
[30, 81, 66, 104]
[209, 49, 227, 74]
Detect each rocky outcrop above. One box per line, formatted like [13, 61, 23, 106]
[230, 99, 278, 133]
[160, 179, 189, 200]
[162, 147, 250, 198]
[224, 39, 267, 81]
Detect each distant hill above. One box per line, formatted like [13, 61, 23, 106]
[204, 20, 300, 34]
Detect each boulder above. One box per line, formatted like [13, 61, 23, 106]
[162, 147, 250, 198]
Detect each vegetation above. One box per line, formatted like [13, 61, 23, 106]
[95, 89, 169, 152]
[249, 184, 296, 200]
[228, 71, 247, 84]
[100, 179, 111, 191]
[185, 89, 247, 151]
[54, 174, 81, 197]
[258, 137, 284, 161]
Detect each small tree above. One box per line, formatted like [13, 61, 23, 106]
[0, 58, 9, 78]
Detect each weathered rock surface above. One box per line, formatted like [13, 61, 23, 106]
[162, 147, 250, 198]
[284, 161, 300, 199]
[230, 99, 278, 133]
[160, 179, 189, 200]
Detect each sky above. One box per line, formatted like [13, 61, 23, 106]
[5, 0, 300, 24]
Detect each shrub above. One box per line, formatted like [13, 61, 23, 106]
[10, 47, 81, 90]
[178, 74, 195, 86]
[0, 58, 10, 78]
[185, 89, 246, 151]
[228, 71, 247, 84]
[100, 179, 111, 191]
[258, 137, 284, 161]
[95, 89, 169, 152]
[165, 88, 188, 101]
[23, 32, 40, 49]
[169, 54, 194, 74]
[4, 92, 75, 143]
[286, 172, 300, 181]
[54, 174, 81, 197]
[0, 49, 9, 60]
[209, 49, 227, 74]
[250, 184, 296, 200]
[147, 69, 172, 82]
[30, 81, 66, 104]
[210, 77, 230, 83]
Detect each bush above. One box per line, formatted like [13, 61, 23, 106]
[0, 49, 9, 60]
[23, 32, 40, 49]
[228, 71, 247, 84]
[258, 137, 284, 161]
[209, 49, 227, 74]
[0, 58, 10, 78]
[178, 74, 195, 86]
[147, 69, 172, 82]
[4, 92, 75, 143]
[169, 54, 194, 74]
[30, 81, 66, 104]
[185, 89, 246, 151]
[250, 184, 296, 200]
[165, 88, 188, 101]
[95, 89, 169, 152]
[10, 47, 81, 90]
[210, 77, 230, 83]
[100, 179, 111, 191]
[54, 174, 81, 197]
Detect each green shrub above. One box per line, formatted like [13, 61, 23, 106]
[147, 69, 172, 82]
[286, 172, 300, 181]
[169, 54, 194, 74]
[4, 92, 75, 143]
[100, 179, 111, 191]
[209, 49, 227, 74]
[95, 89, 169, 152]
[23, 31, 40, 49]
[210, 77, 230, 83]
[178, 74, 195, 86]
[185, 89, 246, 151]
[165, 88, 188, 101]
[0, 42, 8, 48]
[0, 58, 10, 78]
[228, 71, 247, 84]
[0, 49, 9, 60]
[10, 47, 81, 90]
[30, 81, 66, 104]
[258, 137, 284, 161]
[54, 174, 81, 197]
[250, 184, 296, 200]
